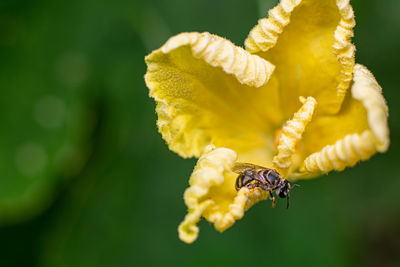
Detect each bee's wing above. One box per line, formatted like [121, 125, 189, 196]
[231, 162, 266, 174]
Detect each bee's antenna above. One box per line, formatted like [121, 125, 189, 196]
[286, 193, 290, 209]
[290, 184, 300, 189]
[286, 183, 300, 209]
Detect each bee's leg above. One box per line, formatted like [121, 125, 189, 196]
[269, 191, 276, 208]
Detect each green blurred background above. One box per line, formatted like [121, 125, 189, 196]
[0, 0, 399, 266]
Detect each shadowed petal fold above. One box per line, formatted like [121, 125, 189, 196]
[299, 64, 389, 176]
[245, 0, 355, 116]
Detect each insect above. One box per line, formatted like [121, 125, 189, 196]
[233, 163, 299, 209]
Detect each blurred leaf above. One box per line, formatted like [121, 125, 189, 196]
[0, 0, 95, 223]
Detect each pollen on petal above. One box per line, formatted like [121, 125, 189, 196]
[178, 145, 273, 243]
[178, 145, 238, 243]
[145, 31, 278, 159]
[154, 32, 275, 88]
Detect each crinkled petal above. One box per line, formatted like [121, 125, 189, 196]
[178, 145, 270, 243]
[245, 0, 355, 115]
[273, 96, 317, 177]
[298, 64, 389, 176]
[145, 32, 280, 162]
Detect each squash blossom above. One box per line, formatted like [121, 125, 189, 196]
[144, 0, 389, 243]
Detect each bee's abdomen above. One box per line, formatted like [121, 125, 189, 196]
[260, 169, 280, 185]
[235, 174, 254, 191]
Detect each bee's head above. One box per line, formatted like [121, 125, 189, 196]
[276, 180, 290, 198]
[276, 180, 300, 209]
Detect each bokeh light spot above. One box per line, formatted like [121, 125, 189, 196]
[55, 51, 89, 88]
[15, 142, 48, 177]
[34, 95, 67, 129]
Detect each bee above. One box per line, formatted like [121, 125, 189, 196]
[233, 163, 299, 209]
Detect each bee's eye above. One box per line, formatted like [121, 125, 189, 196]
[278, 189, 287, 198]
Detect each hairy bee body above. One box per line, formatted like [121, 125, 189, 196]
[235, 167, 281, 191]
[232, 163, 299, 208]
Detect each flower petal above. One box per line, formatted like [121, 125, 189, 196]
[145, 32, 280, 160]
[178, 145, 269, 243]
[298, 64, 389, 176]
[273, 96, 317, 177]
[245, 0, 355, 115]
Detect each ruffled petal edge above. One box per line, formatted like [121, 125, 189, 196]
[300, 64, 389, 174]
[273, 96, 317, 177]
[178, 145, 269, 243]
[146, 32, 275, 89]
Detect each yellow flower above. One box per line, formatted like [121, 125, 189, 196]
[144, 0, 389, 243]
